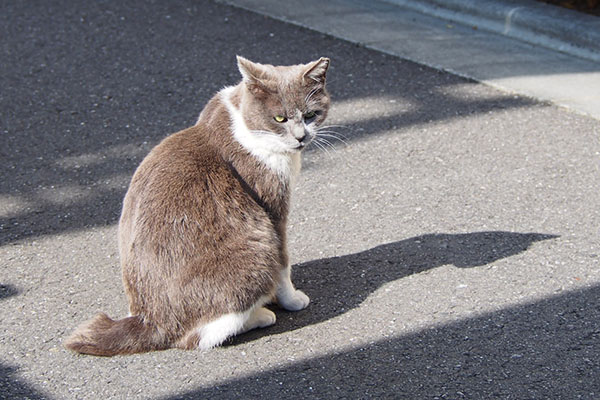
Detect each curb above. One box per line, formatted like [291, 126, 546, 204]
[380, 0, 600, 62]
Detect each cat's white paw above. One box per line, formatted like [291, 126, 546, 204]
[254, 307, 276, 328]
[278, 289, 310, 311]
[241, 306, 276, 333]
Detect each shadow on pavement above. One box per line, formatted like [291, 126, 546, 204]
[0, 363, 49, 400]
[232, 231, 557, 338]
[165, 283, 600, 399]
[0, 286, 44, 398]
[1, 0, 539, 246]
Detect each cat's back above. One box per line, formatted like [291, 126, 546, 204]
[120, 120, 257, 239]
[128, 124, 225, 202]
[128, 91, 237, 199]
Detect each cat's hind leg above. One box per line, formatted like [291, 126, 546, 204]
[196, 306, 276, 350]
[196, 312, 248, 350]
[242, 306, 276, 332]
[177, 297, 275, 351]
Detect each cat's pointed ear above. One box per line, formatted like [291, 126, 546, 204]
[237, 56, 273, 95]
[303, 57, 330, 84]
[237, 56, 261, 82]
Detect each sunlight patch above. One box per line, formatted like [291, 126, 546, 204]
[329, 95, 415, 125]
[0, 195, 32, 218]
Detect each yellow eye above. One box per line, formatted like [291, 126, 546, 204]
[274, 115, 287, 123]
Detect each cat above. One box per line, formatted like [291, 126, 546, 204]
[64, 56, 331, 356]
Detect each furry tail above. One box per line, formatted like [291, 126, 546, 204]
[64, 313, 169, 356]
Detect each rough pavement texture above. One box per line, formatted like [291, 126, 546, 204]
[1, 1, 599, 399]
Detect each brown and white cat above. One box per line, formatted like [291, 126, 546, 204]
[64, 56, 330, 356]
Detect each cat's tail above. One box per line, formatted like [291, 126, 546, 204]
[64, 313, 169, 356]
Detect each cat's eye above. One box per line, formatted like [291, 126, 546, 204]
[303, 111, 317, 121]
[274, 115, 288, 123]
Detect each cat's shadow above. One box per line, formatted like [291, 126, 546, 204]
[230, 230, 557, 345]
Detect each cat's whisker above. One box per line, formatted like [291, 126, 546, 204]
[316, 125, 350, 140]
[316, 133, 349, 146]
[315, 127, 349, 147]
[314, 137, 339, 157]
[316, 130, 347, 137]
[316, 125, 348, 133]
[316, 137, 337, 151]
[310, 138, 333, 158]
[317, 124, 348, 130]
[317, 129, 348, 136]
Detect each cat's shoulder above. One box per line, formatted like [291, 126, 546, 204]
[133, 124, 228, 186]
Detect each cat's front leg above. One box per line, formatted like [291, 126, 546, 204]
[276, 263, 310, 311]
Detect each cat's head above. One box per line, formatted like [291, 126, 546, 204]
[236, 56, 330, 153]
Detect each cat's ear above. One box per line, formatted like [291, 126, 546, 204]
[236, 56, 262, 83]
[236, 56, 273, 95]
[303, 57, 330, 85]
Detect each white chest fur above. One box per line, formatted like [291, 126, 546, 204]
[220, 86, 301, 185]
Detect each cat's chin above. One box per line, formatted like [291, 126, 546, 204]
[290, 146, 308, 153]
[284, 143, 305, 152]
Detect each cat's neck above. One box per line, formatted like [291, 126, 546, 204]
[195, 84, 299, 225]
[218, 85, 302, 186]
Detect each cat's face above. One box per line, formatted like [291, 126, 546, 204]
[237, 56, 330, 154]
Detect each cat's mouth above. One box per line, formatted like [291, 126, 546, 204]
[294, 139, 312, 151]
[294, 134, 314, 150]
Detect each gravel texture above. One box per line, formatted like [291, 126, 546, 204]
[1, 1, 599, 399]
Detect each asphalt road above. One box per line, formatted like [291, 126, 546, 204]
[1, 0, 599, 399]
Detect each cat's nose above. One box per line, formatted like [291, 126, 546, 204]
[297, 133, 307, 143]
[292, 126, 309, 145]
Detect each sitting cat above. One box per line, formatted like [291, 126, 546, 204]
[64, 56, 330, 356]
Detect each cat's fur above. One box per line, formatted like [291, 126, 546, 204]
[64, 56, 330, 356]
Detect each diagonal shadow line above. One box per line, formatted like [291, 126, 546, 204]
[0, 187, 126, 246]
[229, 231, 558, 344]
[163, 283, 600, 399]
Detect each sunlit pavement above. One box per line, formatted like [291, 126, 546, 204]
[1, 1, 599, 398]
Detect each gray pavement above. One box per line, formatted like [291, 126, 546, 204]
[1, 0, 600, 399]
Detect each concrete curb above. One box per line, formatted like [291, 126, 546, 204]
[381, 0, 600, 62]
